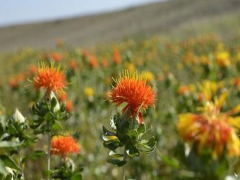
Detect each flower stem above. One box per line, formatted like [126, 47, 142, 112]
[17, 148, 24, 180]
[47, 123, 52, 180]
[122, 148, 127, 180]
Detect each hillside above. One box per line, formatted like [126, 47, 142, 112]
[0, 0, 240, 53]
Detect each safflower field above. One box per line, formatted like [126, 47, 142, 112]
[2, 31, 240, 180]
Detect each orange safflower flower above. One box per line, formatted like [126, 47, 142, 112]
[178, 93, 240, 159]
[66, 100, 73, 113]
[9, 78, 18, 90]
[89, 55, 98, 68]
[108, 70, 155, 123]
[52, 53, 61, 62]
[70, 59, 77, 71]
[113, 49, 121, 65]
[44, 53, 51, 60]
[177, 85, 189, 96]
[198, 92, 204, 102]
[101, 59, 108, 68]
[51, 135, 80, 156]
[17, 73, 25, 83]
[29, 65, 38, 75]
[232, 78, 240, 88]
[82, 50, 88, 59]
[33, 62, 66, 94]
[58, 92, 68, 102]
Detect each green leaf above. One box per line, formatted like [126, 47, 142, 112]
[107, 158, 127, 167]
[30, 122, 42, 129]
[51, 96, 57, 108]
[103, 134, 122, 150]
[137, 123, 146, 135]
[44, 169, 55, 177]
[60, 103, 66, 111]
[0, 155, 20, 171]
[103, 141, 121, 150]
[71, 173, 82, 180]
[8, 124, 18, 134]
[127, 130, 138, 140]
[148, 137, 157, 148]
[109, 151, 123, 159]
[0, 123, 4, 137]
[44, 112, 55, 121]
[103, 126, 116, 136]
[157, 150, 180, 169]
[22, 150, 46, 163]
[137, 137, 156, 153]
[31, 104, 38, 114]
[52, 121, 63, 131]
[126, 144, 140, 157]
[0, 141, 21, 148]
[0, 160, 7, 176]
[102, 135, 119, 142]
[179, 170, 195, 178]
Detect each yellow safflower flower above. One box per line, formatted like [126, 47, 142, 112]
[178, 93, 240, 159]
[124, 62, 135, 72]
[215, 51, 230, 67]
[142, 71, 154, 83]
[84, 87, 94, 97]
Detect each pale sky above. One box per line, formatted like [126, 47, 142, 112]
[0, 0, 163, 27]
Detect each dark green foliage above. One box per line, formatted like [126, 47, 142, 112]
[103, 113, 156, 167]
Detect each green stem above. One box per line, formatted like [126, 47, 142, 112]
[17, 148, 24, 180]
[47, 123, 52, 180]
[122, 148, 127, 180]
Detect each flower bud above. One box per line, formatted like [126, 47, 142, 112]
[50, 92, 60, 112]
[13, 109, 25, 124]
[225, 175, 238, 180]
